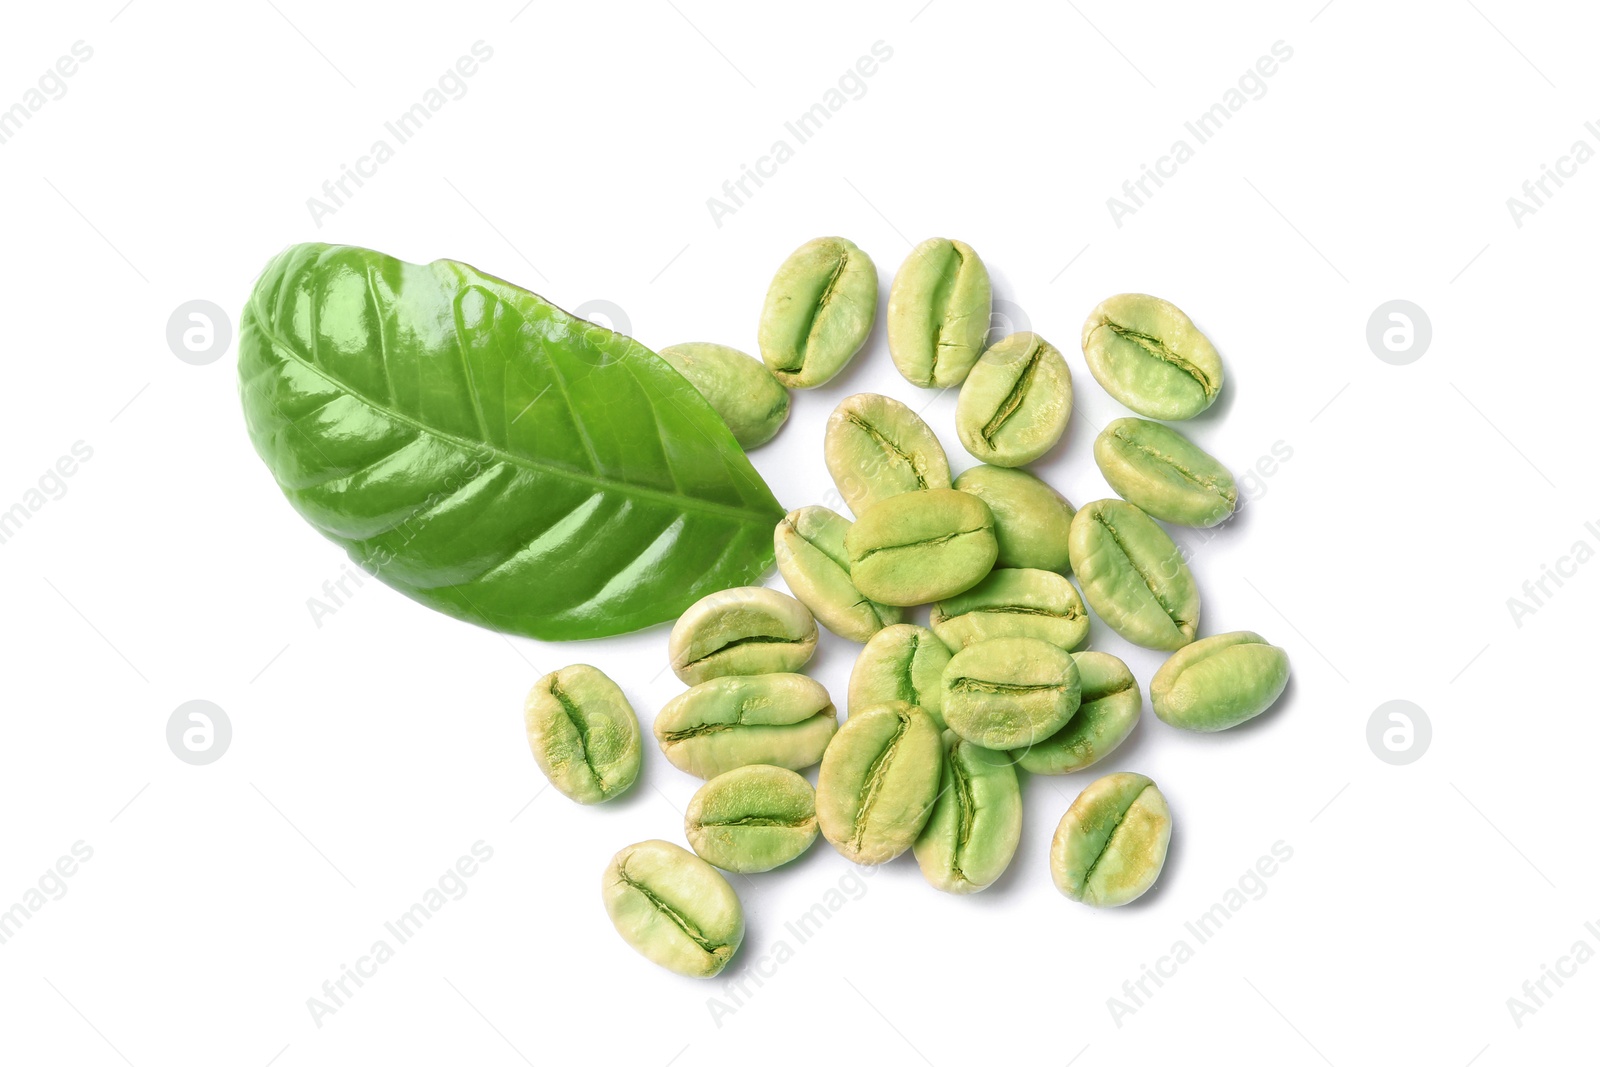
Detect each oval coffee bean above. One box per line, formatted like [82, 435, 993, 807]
[1081, 293, 1223, 420]
[1015, 651, 1141, 774]
[816, 701, 942, 864]
[602, 839, 744, 978]
[654, 673, 838, 779]
[941, 637, 1081, 750]
[930, 568, 1089, 652]
[1050, 772, 1171, 907]
[886, 237, 993, 388]
[844, 488, 998, 606]
[847, 623, 953, 727]
[1067, 499, 1199, 651]
[952, 464, 1075, 574]
[955, 332, 1072, 467]
[523, 664, 642, 804]
[1150, 630, 1290, 732]
[758, 236, 878, 388]
[668, 586, 818, 685]
[775, 506, 901, 642]
[685, 765, 819, 873]
[1094, 417, 1237, 528]
[913, 732, 1023, 894]
[824, 392, 951, 516]
[657, 341, 790, 449]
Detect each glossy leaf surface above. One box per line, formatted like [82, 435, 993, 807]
[239, 244, 785, 639]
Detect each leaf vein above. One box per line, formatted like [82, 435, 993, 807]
[365, 264, 396, 408]
[250, 309, 777, 528]
[378, 459, 507, 536]
[536, 331, 603, 476]
[451, 293, 495, 449]
[301, 430, 424, 489]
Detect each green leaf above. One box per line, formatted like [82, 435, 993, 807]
[238, 243, 785, 640]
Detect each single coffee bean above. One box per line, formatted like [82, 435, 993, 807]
[758, 236, 878, 388]
[684, 765, 819, 873]
[941, 637, 1081, 750]
[886, 237, 993, 388]
[1151, 630, 1290, 732]
[602, 839, 744, 977]
[816, 701, 942, 864]
[775, 506, 902, 642]
[913, 732, 1023, 894]
[657, 342, 790, 449]
[955, 332, 1073, 467]
[654, 673, 838, 779]
[847, 623, 953, 727]
[930, 568, 1089, 652]
[844, 488, 998, 606]
[1015, 651, 1141, 774]
[952, 465, 1075, 574]
[1050, 772, 1171, 907]
[1094, 417, 1237, 528]
[1067, 499, 1199, 650]
[668, 586, 818, 685]
[824, 392, 951, 516]
[1081, 293, 1223, 420]
[523, 664, 642, 804]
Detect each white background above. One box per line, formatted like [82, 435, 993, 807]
[2, 1, 1595, 1064]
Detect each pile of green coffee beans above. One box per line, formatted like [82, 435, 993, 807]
[524, 236, 1293, 979]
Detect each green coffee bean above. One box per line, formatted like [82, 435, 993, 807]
[1015, 651, 1141, 774]
[824, 392, 951, 515]
[602, 839, 744, 977]
[886, 237, 993, 388]
[816, 701, 942, 864]
[941, 637, 1081, 750]
[657, 342, 790, 449]
[523, 665, 642, 804]
[684, 765, 819, 873]
[775, 506, 901, 642]
[1050, 772, 1171, 907]
[654, 673, 837, 779]
[668, 586, 817, 685]
[952, 464, 1075, 574]
[844, 488, 998, 607]
[1094, 417, 1237, 528]
[1067, 499, 1199, 651]
[1150, 631, 1290, 732]
[758, 236, 878, 388]
[955, 332, 1072, 467]
[913, 732, 1022, 894]
[930, 568, 1089, 652]
[847, 623, 953, 727]
[1081, 293, 1223, 420]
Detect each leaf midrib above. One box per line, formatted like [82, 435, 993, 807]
[256, 303, 778, 528]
